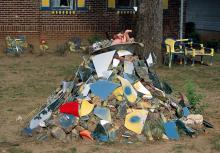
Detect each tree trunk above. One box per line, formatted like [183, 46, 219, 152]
[136, 0, 163, 64]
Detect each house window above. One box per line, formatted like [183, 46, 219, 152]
[51, 0, 74, 10]
[116, 0, 135, 9]
[60, 0, 69, 6]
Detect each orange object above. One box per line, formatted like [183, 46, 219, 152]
[79, 130, 94, 141]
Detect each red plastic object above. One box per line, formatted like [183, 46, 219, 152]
[80, 130, 94, 141]
[59, 101, 79, 117]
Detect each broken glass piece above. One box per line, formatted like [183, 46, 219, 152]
[161, 81, 173, 94]
[78, 66, 92, 82]
[79, 100, 94, 117]
[124, 61, 134, 74]
[134, 66, 151, 82]
[124, 110, 148, 134]
[29, 96, 64, 129]
[93, 123, 109, 142]
[59, 101, 79, 117]
[117, 101, 127, 118]
[92, 50, 115, 78]
[113, 87, 124, 101]
[22, 127, 33, 136]
[113, 58, 120, 67]
[100, 120, 110, 126]
[59, 113, 77, 129]
[117, 76, 137, 103]
[62, 81, 74, 93]
[93, 120, 117, 142]
[176, 120, 195, 137]
[138, 60, 147, 67]
[81, 83, 91, 97]
[102, 70, 113, 80]
[163, 121, 180, 140]
[117, 50, 133, 57]
[148, 70, 162, 89]
[123, 73, 138, 84]
[39, 121, 46, 128]
[90, 80, 119, 100]
[133, 81, 153, 99]
[182, 107, 190, 117]
[94, 106, 112, 122]
[146, 52, 154, 67]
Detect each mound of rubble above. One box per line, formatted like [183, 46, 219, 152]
[23, 44, 213, 143]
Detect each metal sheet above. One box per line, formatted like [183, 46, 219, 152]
[92, 51, 115, 78]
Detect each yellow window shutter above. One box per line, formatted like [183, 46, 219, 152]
[78, 0, 85, 8]
[41, 0, 50, 10]
[163, 0, 169, 9]
[108, 0, 115, 8]
[42, 0, 50, 7]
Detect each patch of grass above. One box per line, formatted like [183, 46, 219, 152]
[210, 135, 220, 151]
[87, 146, 100, 153]
[185, 80, 208, 114]
[7, 147, 32, 153]
[6, 108, 13, 112]
[172, 144, 185, 153]
[69, 147, 77, 153]
[113, 151, 124, 153]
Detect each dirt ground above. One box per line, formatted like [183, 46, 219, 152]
[0, 52, 220, 153]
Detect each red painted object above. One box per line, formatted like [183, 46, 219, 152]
[59, 101, 79, 117]
[80, 130, 94, 141]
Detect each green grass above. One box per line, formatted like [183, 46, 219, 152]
[70, 147, 77, 153]
[7, 147, 32, 153]
[210, 134, 220, 151]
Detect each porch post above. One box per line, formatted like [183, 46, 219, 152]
[180, 0, 184, 39]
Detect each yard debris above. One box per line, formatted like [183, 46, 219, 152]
[23, 41, 213, 143]
[40, 39, 49, 55]
[5, 35, 33, 56]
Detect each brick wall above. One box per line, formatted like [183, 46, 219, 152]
[0, 0, 184, 49]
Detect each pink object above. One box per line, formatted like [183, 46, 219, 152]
[59, 101, 79, 117]
[112, 29, 133, 45]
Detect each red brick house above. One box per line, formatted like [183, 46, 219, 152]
[0, 0, 186, 48]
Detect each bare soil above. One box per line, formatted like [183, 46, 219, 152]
[0, 53, 220, 153]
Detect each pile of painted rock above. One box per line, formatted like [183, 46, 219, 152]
[23, 44, 213, 143]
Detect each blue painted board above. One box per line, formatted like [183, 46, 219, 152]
[164, 121, 180, 140]
[90, 80, 119, 100]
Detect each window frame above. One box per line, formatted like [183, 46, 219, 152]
[51, 0, 75, 10]
[40, 0, 88, 11]
[116, 0, 136, 10]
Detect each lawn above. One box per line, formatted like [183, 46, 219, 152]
[0, 53, 219, 153]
